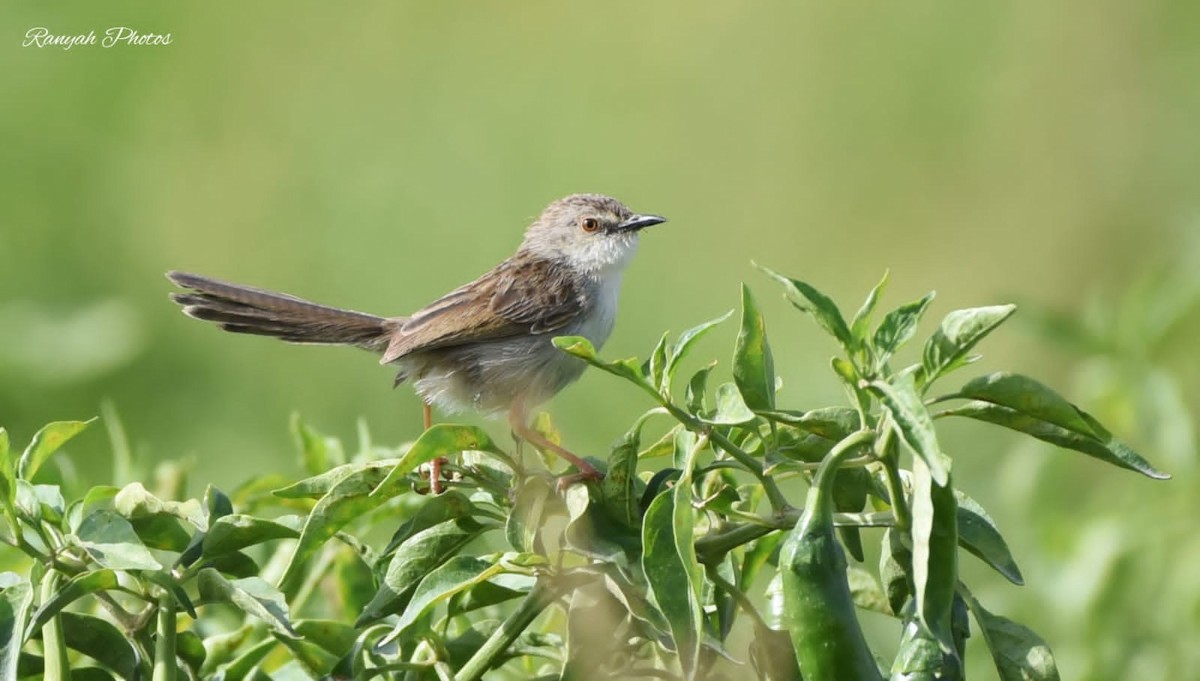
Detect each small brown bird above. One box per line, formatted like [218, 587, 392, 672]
[168, 194, 665, 484]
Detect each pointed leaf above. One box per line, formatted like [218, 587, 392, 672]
[846, 565, 891, 616]
[277, 462, 394, 596]
[757, 264, 854, 351]
[0, 575, 34, 681]
[666, 310, 734, 385]
[701, 383, 757, 425]
[114, 482, 207, 530]
[851, 271, 889, 343]
[553, 336, 652, 390]
[956, 491, 1023, 585]
[273, 460, 394, 500]
[359, 516, 492, 625]
[18, 419, 94, 481]
[733, 285, 776, 411]
[921, 305, 1016, 386]
[686, 362, 717, 415]
[911, 459, 958, 654]
[370, 424, 509, 501]
[873, 292, 935, 368]
[641, 432, 704, 679]
[290, 415, 344, 477]
[381, 555, 508, 644]
[868, 377, 951, 485]
[942, 401, 1168, 479]
[58, 612, 140, 680]
[75, 510, 162, 570]
[948, 372, 1098, 438]
[962, 588, 1060, 681]
[26, 571, 119, 636]
[202, 514, 302, 557]
[198, 569, 298, 638]
[646, 331, 670, 395]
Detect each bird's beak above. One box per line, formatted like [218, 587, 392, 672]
[616, 214, 667, 232]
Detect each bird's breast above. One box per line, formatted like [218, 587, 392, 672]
[571, 273, 622, 350]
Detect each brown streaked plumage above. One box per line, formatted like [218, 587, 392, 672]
[168, 193, 666, 486]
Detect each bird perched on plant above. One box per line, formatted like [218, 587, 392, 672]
[167, 193, 666, 486]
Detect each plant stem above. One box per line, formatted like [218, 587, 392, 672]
[695, 508, 894, 562]
[659, 401, 790, 512]
[706, 568, 770, 632]
[40, 570, 71, 680]
[455, 578, 558, 681]
[152, 591, 177, 681]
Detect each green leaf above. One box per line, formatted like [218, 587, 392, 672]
[279, 620, 356, 676]
[0, 575, 34, 681]
[880, 528, 913, 617]
[379, 491, 474, 557]
[273, 460, 394, 500]
[873, 292, 935, 369]
[685, 362, 717, 415]
[601, 412, 658, 528]
[26, 571, 119, 637]
[757, 264, 854, 351]
[381, 555, 509, 645]
[0, 429, 14, 532]
[277, 462, 394, 596]
[14, 482, 64, 525]
[961, 587, 1060, 681]
[733, 285, 775, 411]
[114, 482, 207, 530]
[58, 612, 139, 680]
[359, 516, 492, 625]
[948, 372, 1099, 437]
[921, 305, 1016, 387]
[176, 629, 207, 675]
[506, 478, 554, 554]
[75, 510, 162, 570]
[851, 271, 889, 344]
[942, 401, 1169, 479]
[18, 419, 94, 481]
[290, 415, 345, 477]
[202, 514, 301, 557]
[641, 431, 705, 680]
[701, 383, 757, 425]
[370, 424, 509, 501]
[646, 331, 670, 395]
[553, 336, 652, 391]
[911, 459, 958, 654]
[197, 569, 298, 639]
[955, 491, 1023, 585]
[666, 310, 734, 387]
[868, 377, 951, 485]
[845, 565, 891, 616]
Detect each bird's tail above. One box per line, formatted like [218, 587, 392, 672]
[167, 271, 391, 351]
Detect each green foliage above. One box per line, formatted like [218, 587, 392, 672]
[0, 271, 1167, 680]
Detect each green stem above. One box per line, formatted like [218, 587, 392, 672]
[696, 508, 894, 562]
[40, 570, 71, 680]
[455, 578, 558, 681]
[878, 429, 911, 531]
[152, 591, 177, 681]
[707, 568, 770, 632]
[807, 430, 875, 527]
[659, 402, 789, 512]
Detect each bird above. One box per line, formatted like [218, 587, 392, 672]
[167, 193, 665, 487]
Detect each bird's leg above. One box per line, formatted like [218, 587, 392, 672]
[423, 401, 447, 494]
[507, 404, 604, 489]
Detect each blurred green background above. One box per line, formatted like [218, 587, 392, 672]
[3, 1, 1198, 678]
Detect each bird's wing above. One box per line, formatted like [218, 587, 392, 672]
[380, 257, 586, 364]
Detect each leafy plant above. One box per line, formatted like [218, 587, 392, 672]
[0, 268, 1167, 680]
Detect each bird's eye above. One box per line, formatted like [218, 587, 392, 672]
[581, 217, 600, 233]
